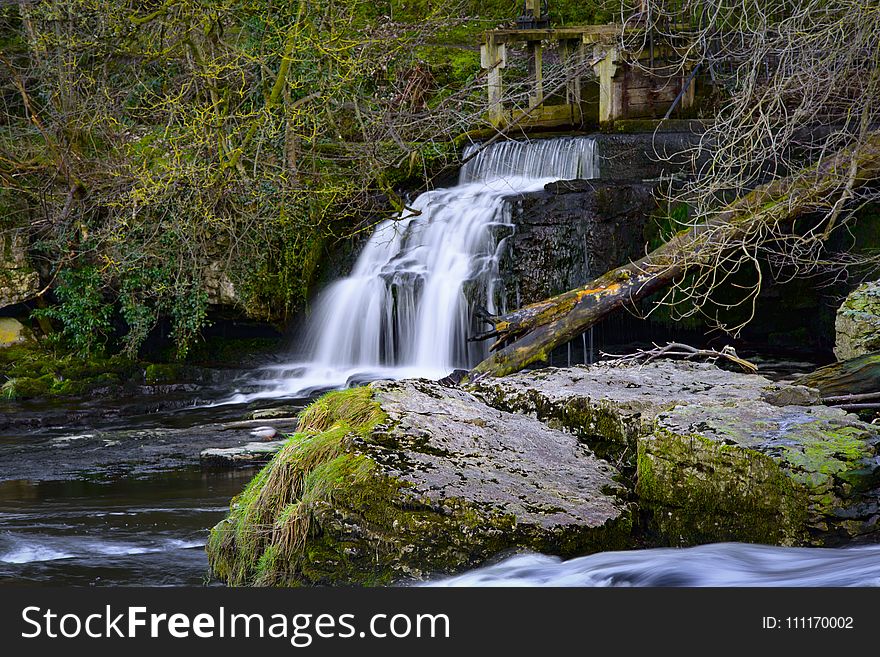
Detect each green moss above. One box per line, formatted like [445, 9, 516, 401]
[637, 429, 810, 546]
[0, 342, 139, 399]
[2, 374, 54, 399]
[207, 387, 393, 585]
[775, 426, 874, 512]
[144, 363, 184, 385]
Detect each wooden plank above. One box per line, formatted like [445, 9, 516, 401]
[486, 24, 622, 45]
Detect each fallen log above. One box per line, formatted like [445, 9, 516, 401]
[797, 352, 880, 397]
[468, 131, 880, 380]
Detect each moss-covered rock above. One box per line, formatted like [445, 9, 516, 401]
[469, 361, 811, 468]
[642, 403, 879, 546]
[0, 343, 137, 400]
[835, 281, 880, 360]
[471, 361, 879, 546]
[0, 231, 39, 310]
[207, 381, 632, 587]
[0, 317, 32, 347]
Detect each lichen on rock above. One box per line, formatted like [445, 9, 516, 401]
[642, 402, 879, 545]
[470, 361, 880, 547]
[834, 281, 880, 361]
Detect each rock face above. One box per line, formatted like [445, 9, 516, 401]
[501, 180, 657, 307]
[204, 261, 239, 306]
[594, 131, 704, 180]
[834, 281, 880, 360]
[471, 362, 880, 547]
[207, 382, 631, 586]
[0, 231, 39, 309]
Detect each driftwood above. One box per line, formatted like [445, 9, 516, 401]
[797, 353, 880, 397]
[601, 342, 758, 373]
[467, 131, 880, 381]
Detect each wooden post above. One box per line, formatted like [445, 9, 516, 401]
[559, 38, 583, 125]
[529, 41, 544, 109]
[681, 68, 696, 112]
[593, 46, 619, 124]
[481, 39, 507, 126]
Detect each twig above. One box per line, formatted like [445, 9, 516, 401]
[822, 391, 880, 404]
[601, 341, 758, 373]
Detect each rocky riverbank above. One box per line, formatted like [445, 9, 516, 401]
[207, 360, 880, 586]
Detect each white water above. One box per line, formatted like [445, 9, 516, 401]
[429, 543, 880, 587]
[231, 137, 598, 402]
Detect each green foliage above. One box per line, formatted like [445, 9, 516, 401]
[33, 267, 113, 357]
[170, 284, 210, 360]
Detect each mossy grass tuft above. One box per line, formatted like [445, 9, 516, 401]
[207, 386, 391, 585]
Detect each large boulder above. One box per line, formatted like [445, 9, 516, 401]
[834, 281, 880, 361]
[469, 361, 820, 465]
[207, 381, 631, 586]
[471, 362, 879, 546]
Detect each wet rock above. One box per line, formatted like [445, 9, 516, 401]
[471, 361, 880, 546]
[201, 440, 287, 466]
[834, 281, 880, 360]
[249, 407, 299, 420]
[503, 181, 657, 306]
[207, 382, 631, 586]
[0, 318, 33, 348]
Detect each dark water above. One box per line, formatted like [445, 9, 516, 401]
[0, 375, 307, 586]
[0, 468, 253, 586]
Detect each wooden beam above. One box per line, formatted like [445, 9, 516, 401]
[529, 41, 544, 108]
[593, 46, 619, 124]
[485, 25, 622, 45]
[480, 42, 507, 126]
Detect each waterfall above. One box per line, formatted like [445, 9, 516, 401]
[238, 136, 598, 400]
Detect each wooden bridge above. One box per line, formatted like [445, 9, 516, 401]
[480, 3, 697, 129]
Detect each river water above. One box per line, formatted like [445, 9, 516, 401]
[0, 379, 308, 586]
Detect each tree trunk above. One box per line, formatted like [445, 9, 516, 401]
[468, 131, 880, 380]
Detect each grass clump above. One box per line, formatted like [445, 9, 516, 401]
[207, 386, 390, 586]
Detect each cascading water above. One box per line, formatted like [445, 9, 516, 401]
[235, 137, 598, 401]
